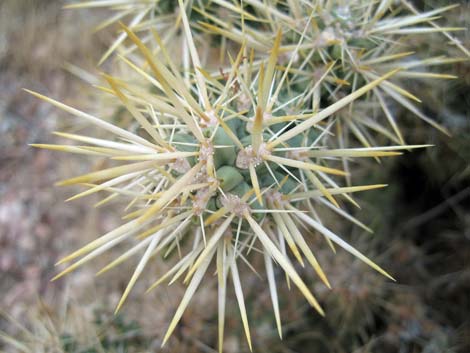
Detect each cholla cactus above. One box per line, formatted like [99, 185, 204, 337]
[27, 1, 464, 352]
[199, 0, 467, 146]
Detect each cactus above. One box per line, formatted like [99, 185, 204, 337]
[25, 1, 467, 352]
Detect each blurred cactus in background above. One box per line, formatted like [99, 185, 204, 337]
[1, 0, 467, 352]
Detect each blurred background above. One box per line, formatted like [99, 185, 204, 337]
[0, 1, 468, 352]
